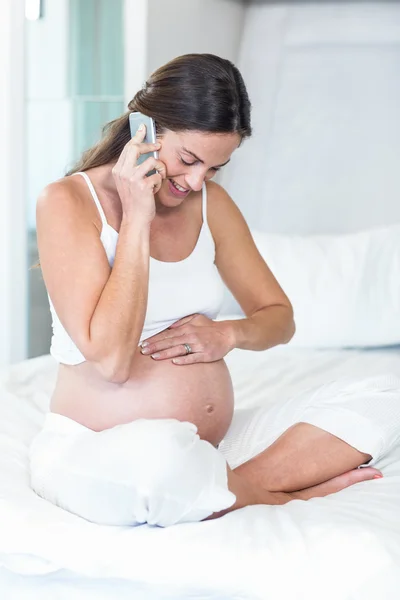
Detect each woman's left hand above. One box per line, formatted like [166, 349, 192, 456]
[140, 314, 236, 364]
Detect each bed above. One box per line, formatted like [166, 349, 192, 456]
[1, 346, 400, 600]
[2, 0, 400, 598]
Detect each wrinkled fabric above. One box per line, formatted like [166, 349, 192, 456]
[30, 374, 400, 527]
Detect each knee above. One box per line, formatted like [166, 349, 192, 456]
[126, 418, 198, 484]
[125, 419, 235, 526]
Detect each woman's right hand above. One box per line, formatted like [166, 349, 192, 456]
[112, 124, 166, 223]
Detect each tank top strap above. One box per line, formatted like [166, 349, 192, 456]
[201, 182, 208, 227]
[74, 171, 108, 228]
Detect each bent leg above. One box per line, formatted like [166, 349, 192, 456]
[220, 375, 400, 499]
[30, 375, 400, 526]
[30, 413, 236, 527]
[234, 422, 374, 493]
[207, 460, 380, 521]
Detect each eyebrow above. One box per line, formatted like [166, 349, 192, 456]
[181, 147, 231, 168]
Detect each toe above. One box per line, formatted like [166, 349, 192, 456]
[345, 467, 382, 485]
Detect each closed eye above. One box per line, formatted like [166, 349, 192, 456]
[181, 158, 220, 172]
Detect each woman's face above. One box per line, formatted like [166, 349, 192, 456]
[155, 130, 240, 208]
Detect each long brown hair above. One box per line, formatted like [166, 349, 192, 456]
[67, 53, 252, 175]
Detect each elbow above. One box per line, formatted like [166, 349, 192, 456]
[86, 350, 132, 384]
[77, 334, 136, 384]
[97, 359, 131, 384]
[102, 367, 131, 385]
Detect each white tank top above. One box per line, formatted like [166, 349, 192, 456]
[49, 171, 225, 365]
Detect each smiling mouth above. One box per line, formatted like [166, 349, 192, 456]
[170, 179, 190, 193]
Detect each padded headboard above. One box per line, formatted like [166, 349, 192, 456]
[220, 2, 400, 234]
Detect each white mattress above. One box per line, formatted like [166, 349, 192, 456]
[1, 346, 400, 600]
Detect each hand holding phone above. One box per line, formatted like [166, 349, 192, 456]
[129, 112, 158, 176]
[111, 116, 165, 222]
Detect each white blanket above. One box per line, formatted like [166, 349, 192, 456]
[1, 347, 400, 599]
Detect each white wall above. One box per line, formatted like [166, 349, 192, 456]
[147, 0, 245, 73]
[221, 1, 400, 234]
[124, 0, 148, 105]
[124, 0, 246, 104]
[0, 0, 27, 367]
[26, 0, 73, 230]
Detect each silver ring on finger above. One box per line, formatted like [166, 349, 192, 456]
[183, 343, 192, 355]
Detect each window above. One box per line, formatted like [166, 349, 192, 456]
[70, 0, 124, 159]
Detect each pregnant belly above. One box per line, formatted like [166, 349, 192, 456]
[51, 349, 235, 446]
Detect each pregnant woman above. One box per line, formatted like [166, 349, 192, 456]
[30, 54, 399, 527]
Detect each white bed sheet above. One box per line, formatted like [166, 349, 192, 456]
[1, 347, 400, 600]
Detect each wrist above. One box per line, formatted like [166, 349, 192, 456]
[222, 319, 239, 352]
[121, 212, 153, 230]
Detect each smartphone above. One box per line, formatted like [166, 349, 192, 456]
[129, 112, 158, 176]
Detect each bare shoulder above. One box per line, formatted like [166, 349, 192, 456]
[205, 181, 251, 244]
[38, 176, 84, 215]
[37, 175, 100, 233]
[206, 180, 233, 208]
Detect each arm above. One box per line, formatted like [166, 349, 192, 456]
[37, 131, 165, 383]
[140, 182, 295, 364]
[209, 182, 295, 351]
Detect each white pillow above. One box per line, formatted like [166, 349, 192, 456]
[221, 225, 400, 348]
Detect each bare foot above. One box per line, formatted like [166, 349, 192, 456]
[205, 467, 383, 519]
[291, 467, 383, 501]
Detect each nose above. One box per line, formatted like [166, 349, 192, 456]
[185, 168, 206, 192]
